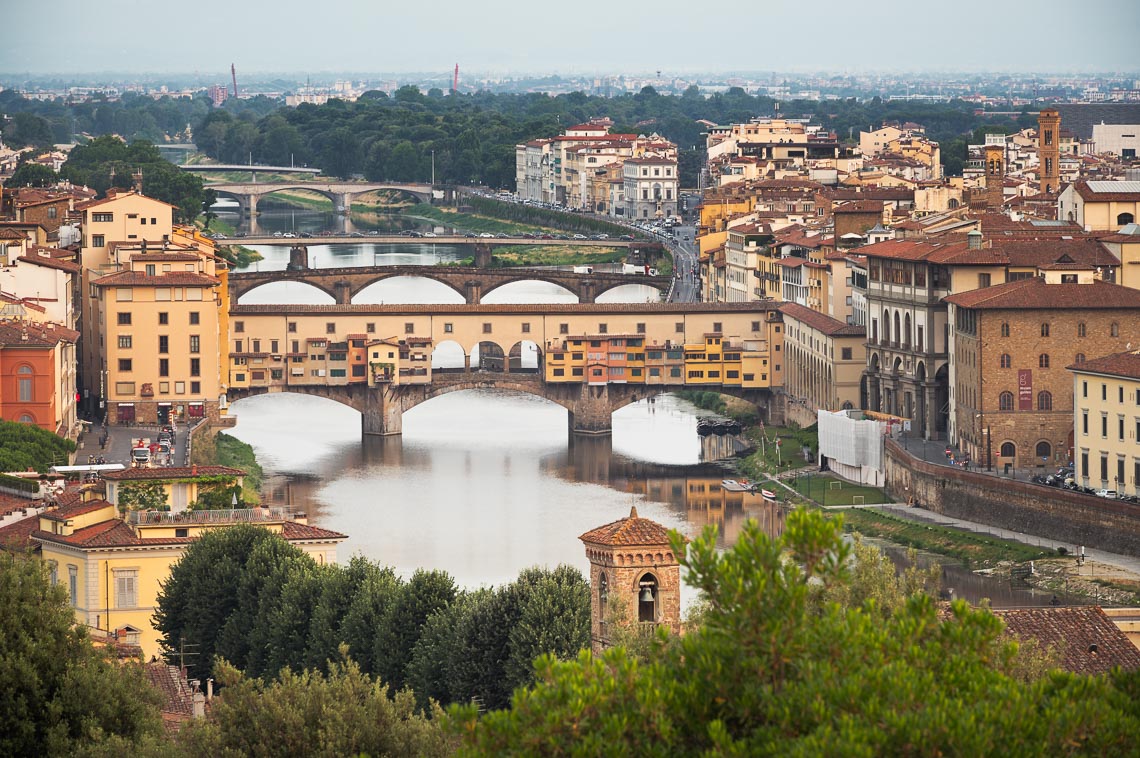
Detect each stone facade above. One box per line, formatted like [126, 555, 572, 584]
[580, 506, 683, 653]
[883, 439, 1140, 555]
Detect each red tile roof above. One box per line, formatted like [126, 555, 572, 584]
[1073, 179, 1140, 202]
[41, 499, 114, 522]
[579, 506, 678, 547]
[34, 516, 346, 549]
[0, 319, 79, 346]
[944, 278, 1140, 310]
[993, 606, 1140, 675]
[101, 466, 246, 481]
[92, 271, 218, 288]
[779, 302, 865, 337]
[1067, 349, 1140, 379]
[0, 512, 41, 551]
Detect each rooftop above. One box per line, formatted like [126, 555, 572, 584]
[993, 606, 1140, 675]
[1068, 350, 1140, 380]
[101, 465, 246, 481]
[944, 278, 1140, 310]
[579, 506, 679, 547]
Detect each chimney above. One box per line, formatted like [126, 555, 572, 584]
[206, 678, 214, 701]
[191, 464, 197, 476]
[132, 169, 144, 194]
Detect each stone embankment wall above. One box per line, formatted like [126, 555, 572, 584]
[883, 439, 1140, 556]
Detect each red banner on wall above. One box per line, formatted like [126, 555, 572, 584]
[1018, 369, 1033, 410]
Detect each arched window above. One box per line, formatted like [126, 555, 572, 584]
[882, 309, 891, 344]
[1035, 441, 1052, 459]
[893, 312, 901, 346]
[1038, 391, 1053, 410]
[1118, 212, 1135, 226]
[1041, 322, 1050, 337]
[903, 313, 911, 348]
[598, 572, 608, 614]
[1077, 322, 1086, 338]
[637, 573, 658, 623]
[16, 365, 33, 403]
[18, 414, 34, 424]
[1111, 322, 1119, 337]
[1000, 354, 1011, 368]
[1039, 354, 1050, 368]
[1000, 442, 1016, 457]
[1075, 353, 1086, 364]
[1001, 322, 1010, 337]
[999, 391, 1014, 410]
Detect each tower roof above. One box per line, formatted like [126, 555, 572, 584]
[579, 506, 678, 547]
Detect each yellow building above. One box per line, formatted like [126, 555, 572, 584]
[1070, 350, 1140, 496]
[779, 302, 867, 428]
[1058, 180, 1140, 232]
[78, 191, 228, 423]
[33, 472, 346, 659]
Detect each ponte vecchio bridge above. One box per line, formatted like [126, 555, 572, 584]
[224, 302, 784, 436]
[229, 264, 672, 305]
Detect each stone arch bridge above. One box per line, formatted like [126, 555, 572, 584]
[207, 181, 435, 216]
[228, 265, 672, 304]
[226, 373, 772, 436]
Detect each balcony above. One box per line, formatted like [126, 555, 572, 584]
[128, 506, 298, 526]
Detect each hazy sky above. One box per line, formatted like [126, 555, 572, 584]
[2, 0, 1137, 77]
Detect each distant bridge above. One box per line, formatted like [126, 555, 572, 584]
[205, 181, 434, 215]
[229, 264, 672, 304]
[230, 235, 650, 248]
[182, 164, 323, 175]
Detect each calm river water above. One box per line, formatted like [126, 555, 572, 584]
[223, 209, 1061, 608]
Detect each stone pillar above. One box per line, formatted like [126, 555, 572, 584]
[360, 390, 402, 436]
[472, 243, 493, 267]
[334, 280, 352, 305]
[579, 282, 598, 304]
[924, 383, 937, 441]
[286, 244, 309, 271]
[336, 192, 352, 214]
[246, 194, 259, 217]
[464, 281, 482, 304]
[569, 385, 614, 435]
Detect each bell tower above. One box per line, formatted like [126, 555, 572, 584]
[984, 143, 1005, 210]
[580, 506, 684, 653]
[1038, 108, 1061, 194]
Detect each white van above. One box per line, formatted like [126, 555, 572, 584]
[131, 447, 151, 467]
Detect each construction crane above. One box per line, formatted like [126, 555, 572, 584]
[452, 63, 459, 95]
[231, 64, 238, 99]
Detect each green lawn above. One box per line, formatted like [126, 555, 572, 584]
[792, 474, 890, 506]
[742, 425, 818, 476]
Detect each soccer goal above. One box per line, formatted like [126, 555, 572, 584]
[852, 495, 865, 505]
[829, 481, 843, 490]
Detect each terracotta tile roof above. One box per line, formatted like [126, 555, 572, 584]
[0, 492, 32, 519]
[41, 499, 114, 522]
[0, 319, 79, 346]
[129, 252, 201, 262]
[0, 512, 41, 551]
[17, 250, 80, 274]
[92, 271, 218, 288]
[0, 228, 26, 240]
[944, 278, 1140, 310]
[779, 302, 865, 337]
[1068, 349, 1140, 379]
[1073, 179, 1140, 202]
[579, 506, 677, 547]
[993, 606, 1140, 675]
[282, 520, 348, 541]
[233, 302, 781, 316]
[835, 200, 884, 214]
[101, 466, 246, 481]
[144, 663, 196, 727]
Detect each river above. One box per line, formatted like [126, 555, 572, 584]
[222, 208, 1064, 608]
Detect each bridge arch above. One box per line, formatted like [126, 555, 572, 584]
[471, 341, 508, 372]
[237, 279, 337, 305]
[351, 186, 432, 206]
[255, 186, 338, 208]
[508, 340, 542, 372]
[594, 281, 666, 303]
[352, 274, 466, 304]
[431, 340, 467, 370]
[481, 277, 582, 303]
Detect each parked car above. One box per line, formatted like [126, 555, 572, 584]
[1094, 489, 1118, 499]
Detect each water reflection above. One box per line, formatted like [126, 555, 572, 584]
[233, 391, 1061, 607]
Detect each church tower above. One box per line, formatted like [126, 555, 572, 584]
[1038, 108, 1061, 194]
[984, 143, 1005, 210]
[580, 506, 684, 653]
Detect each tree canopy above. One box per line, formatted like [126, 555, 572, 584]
[0, 419, 76, 473]
[0, 552, 164, 756]
[456, 509, 1140, 755]
[60, 135, 214, 223]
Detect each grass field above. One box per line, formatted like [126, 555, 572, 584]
[741, 425, 818, 476]
[839, 508, 1058, 567]
[793, 474, 889, 505]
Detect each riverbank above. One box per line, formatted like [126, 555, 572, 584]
[705, 393, 1140, 605]
[190, 431, 263, 503]
[197, 217, 263, 268]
